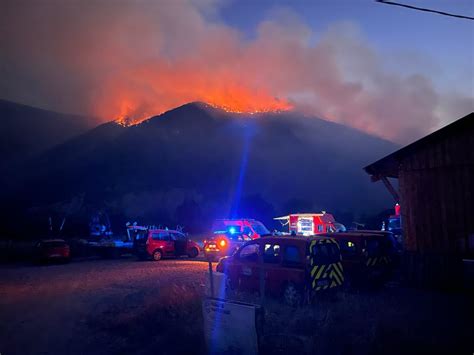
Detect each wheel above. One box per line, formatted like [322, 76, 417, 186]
[188, 247, 199, 258]
[283, 283, 302, 307]
[152, 250, 162, 261]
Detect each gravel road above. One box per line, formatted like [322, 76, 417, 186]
[0, 257, 211, 355]
[1, 257, 473, 355]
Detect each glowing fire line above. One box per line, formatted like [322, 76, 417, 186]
[114, 99, 293, 127]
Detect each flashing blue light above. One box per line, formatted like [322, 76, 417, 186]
[228, 227, 237, 234]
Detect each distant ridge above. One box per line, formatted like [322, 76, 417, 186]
[0, 101, 399, 234]
[0, 99, 97, 166]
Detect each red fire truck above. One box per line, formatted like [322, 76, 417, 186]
[274, 212, 342, 236]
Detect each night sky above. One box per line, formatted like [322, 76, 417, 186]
[1, 0, 473, 143]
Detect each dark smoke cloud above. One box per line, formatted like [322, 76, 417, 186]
[1, 0, 472, 143]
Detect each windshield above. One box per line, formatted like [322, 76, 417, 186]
[228, 233, 252, 242]
[311, 242, 340, 264]
[250, 221, 270, 235]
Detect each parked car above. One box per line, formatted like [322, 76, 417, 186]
[133, 228, 200, 261]
[204, 231, 253, 261]
[36, 239, 70, 263]
[216, 236, 344, 305]
[319, 231, 398, 285]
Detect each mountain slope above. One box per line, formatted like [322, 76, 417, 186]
[0, 99, 97, 166]
[2, 102, 399, 233]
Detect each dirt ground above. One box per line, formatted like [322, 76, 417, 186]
[0, 257, 472, 355]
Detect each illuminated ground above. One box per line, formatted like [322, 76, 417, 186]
[0, 258, 472, 355]
[0, 258, 210, 355]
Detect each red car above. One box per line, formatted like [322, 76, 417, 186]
[216, 236, 344, 305]
[36, 239, 70, 263]
[133, 229, 200, 261]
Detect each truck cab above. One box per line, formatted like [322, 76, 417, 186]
[211, 219, 271, 239]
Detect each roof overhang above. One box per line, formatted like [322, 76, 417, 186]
[364, 112, 473, 180]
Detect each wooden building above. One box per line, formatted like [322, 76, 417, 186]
[364, 112, 474, 285]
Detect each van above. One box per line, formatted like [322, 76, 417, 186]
[319, 231, 397, 285]
[216, 236, 344, 305]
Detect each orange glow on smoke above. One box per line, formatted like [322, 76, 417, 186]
[115, 100, 153, 127]
[205, 92, 292, 115]
[112, 88, 292, 126]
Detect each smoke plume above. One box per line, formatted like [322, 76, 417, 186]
[1, 0, 472, 143]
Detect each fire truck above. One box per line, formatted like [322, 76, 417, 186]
[274, 212, 343, 236]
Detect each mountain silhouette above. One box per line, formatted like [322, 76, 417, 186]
[0, 99, 96, 168]
[1, 102, 399, 235]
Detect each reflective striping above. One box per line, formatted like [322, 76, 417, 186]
[322, 264, 330, 278]
[311, 265, 319, 278]
[330, 269, 341, 285]
[312, 262, 344, 290]
[366, 255, 393, 267]
[310, 239, 345, 291]
[336, 262, 344, 282]
[315, 264, 326, 279]
[366, 257, 379, 266]
[333, 263, 344, 281]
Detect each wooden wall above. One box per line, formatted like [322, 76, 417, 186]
[398, 123, 474, 256]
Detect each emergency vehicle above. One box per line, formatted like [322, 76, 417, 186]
[216, 236, 344, 305]
[203, 230, 253, 261]
[274, 212, 342, 236]
[203, 219, 271, 260]
[319, 231, 397, 285]
[211, 219, 271, 239]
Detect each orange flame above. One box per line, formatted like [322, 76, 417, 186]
[111, 88, 292, 126]
[115, 100, 154, 127]
[204, 91, 293, 115]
